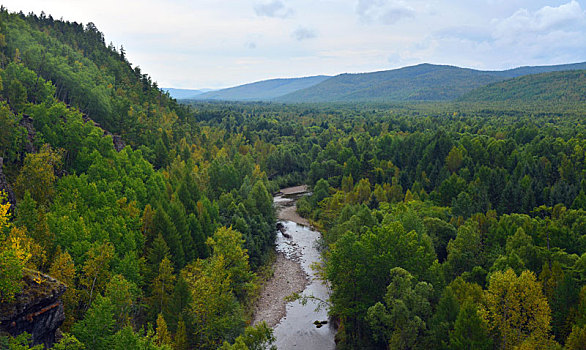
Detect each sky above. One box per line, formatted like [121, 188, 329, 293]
[3, 0, 586, 89]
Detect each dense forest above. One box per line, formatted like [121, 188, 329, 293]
[0, 9, 277, 350]
[0, 7, 585, 350]
[187, 99, 586, 349]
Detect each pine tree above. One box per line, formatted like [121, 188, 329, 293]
[566, 325, 586, 350]
[147, 233, 171, 281]
[150, 257, 175, 319]
[168, 200, 194, 263]
[153, 207, 184, 270]
[167, 275, 190, 331]
[173, 317, 188, 350]
[156, 313, 172, 347]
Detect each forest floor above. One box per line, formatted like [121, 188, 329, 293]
[251, 188, 310, 327]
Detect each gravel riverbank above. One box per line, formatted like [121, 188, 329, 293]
[251, 187, 311, 327]
[251, 251, 308, 327]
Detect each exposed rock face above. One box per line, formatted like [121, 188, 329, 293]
[0, 157, 17, 209]
[19, 115, 37, 154]
[0, 270, 67, 348]
[82, 114, 126, 151]
[112, 135, 126, 152]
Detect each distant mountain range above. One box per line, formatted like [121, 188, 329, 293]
[163, 88, 213, 100]
[171, 62, 586, 103]
[191, 75, 331, 101]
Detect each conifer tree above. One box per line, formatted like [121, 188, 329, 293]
[173, 317, 188, 350]
[156, 314, 172, 347]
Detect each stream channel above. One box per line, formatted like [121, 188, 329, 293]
[254, 186, 336, 349]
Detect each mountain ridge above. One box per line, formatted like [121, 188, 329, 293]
[276, 62, 586, 103]
[193, 75, 331, 101]
[180, 62, 586, 103]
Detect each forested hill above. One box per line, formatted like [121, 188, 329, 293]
[180, 62, 586, 103]
[192, 75, 330, 101]
[460, 70, 586, 102]
[0, 8, 278, 349]
[0, 7, 194, 149]
[276, 62, 586, 103]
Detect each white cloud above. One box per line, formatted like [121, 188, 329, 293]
[356, 0, 415, 24]
[292, 27, 317, 41]
[254, 0, 294, 18]
[486, 1, 586, 64]
[380, 7, 415, 24]
[493, 1, 586, 40]
[3, 0, 586, 88]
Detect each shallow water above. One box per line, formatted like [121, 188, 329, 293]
[272, 193, 336, 350]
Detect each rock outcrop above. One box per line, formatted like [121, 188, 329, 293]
[0, 269, 67, 348]
[82, 114, 126, 152]
[19, 115, 37, 154]
[111, 134, 126, 152]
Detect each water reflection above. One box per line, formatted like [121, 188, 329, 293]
[272, 192, 336, 349]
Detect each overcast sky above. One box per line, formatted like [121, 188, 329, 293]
[3, 0, 586, 89]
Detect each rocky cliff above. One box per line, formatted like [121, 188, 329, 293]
[0, 269, 67, 348]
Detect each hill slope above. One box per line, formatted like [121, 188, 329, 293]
[0, 8, 279, 348]
[460, 70, 586, 102]
[492, 61, 586, 78]
[276, 62, 586, 103]
[193, 75, 330, 101]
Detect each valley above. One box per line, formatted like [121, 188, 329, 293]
[0, 5, 585, 350]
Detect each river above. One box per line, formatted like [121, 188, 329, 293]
[264, 186, 337, 349]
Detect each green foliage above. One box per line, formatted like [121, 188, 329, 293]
[0, 332, 44, 350]
[207, 226, 254, 300]
[480, 269, 553, 350]
[110, 326, 172, 350]
[72, 295, 116, 350]
[566, 325, 586, 350]
[0, 7, 584, 350]
[183, 255, 245, 349]
[450, 303, 492, 350]
[14, 144, 62, 206]
[366, 267, 433, 349]
[0, 247, 23, 303]
[52, 333, 85, 350]
[0, 200, 24, 304]
[148, 257, 175, 320]
[219, 322, 276, 350]
[327, 222, 436, 346]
